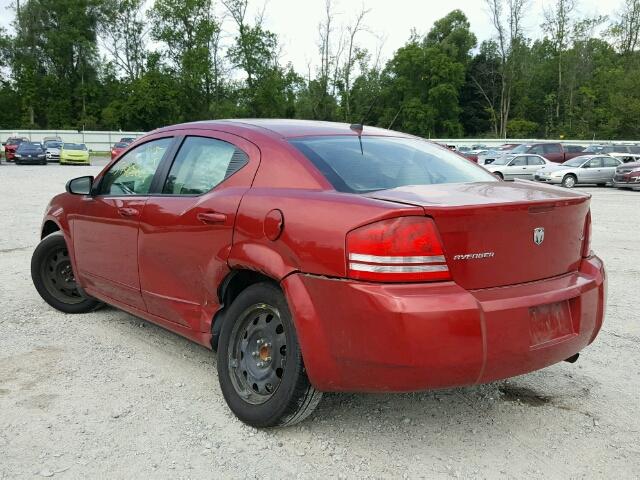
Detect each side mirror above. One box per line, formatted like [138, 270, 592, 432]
[66, 176, 94, 195]
[581, 164, 590, 168]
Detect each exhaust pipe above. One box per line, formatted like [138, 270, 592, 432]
[564, 353, 579, 363]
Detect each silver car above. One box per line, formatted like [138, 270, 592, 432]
[44, 140, 62, 163]
[533, 155, 622, 188]
[484, 154, 550, 180]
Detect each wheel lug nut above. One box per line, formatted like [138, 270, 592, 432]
[252, 351, 259, 358]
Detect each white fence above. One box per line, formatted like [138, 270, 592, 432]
[2, 129, 638, 152]
[0, 130, 145, 152]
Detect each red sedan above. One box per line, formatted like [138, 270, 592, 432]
[3, 136, 30, 161]
[110, 142, 129, 160]
[31, 120, 606, 427]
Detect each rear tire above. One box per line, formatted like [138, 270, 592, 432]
[31, 232, 102, 313]
[217, 282, 322, 428]
[597, 183, 606, 187]
[562, 174, 577, 188]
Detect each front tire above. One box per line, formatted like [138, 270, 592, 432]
[217, 282, 322, 428]
[562, 174, 577, 188]
[31, 232, 102, 313]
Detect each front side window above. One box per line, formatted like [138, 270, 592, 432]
[99, 137, 172, 195]
[586, 158, 603, 168]
[163, 137, 248, 195]
[290, 136, 497, 193]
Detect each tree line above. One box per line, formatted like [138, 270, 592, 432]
[0, 0, 639, 139]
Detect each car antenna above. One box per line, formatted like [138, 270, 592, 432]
[350, 123, 364, 155]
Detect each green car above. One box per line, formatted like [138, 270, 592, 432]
[60, 143, 90, 165]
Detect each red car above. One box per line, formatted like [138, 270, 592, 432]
[110, 142, 129, 160]
[31, 120, 606, 427]
[3, 136, 30, 161]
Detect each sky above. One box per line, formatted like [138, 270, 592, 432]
[0, 0, 614, 73]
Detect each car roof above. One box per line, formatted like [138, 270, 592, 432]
[154, 119, 410, 139]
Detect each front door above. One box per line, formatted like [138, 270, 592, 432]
[138, 132, 260, 331]
[73, 137, 174, 310]
[578, 157, 604, 184]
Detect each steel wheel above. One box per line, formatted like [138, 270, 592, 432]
[562, 175, 576, 188]
[39, 246, 84, 304]
[227, 303, 287, 405]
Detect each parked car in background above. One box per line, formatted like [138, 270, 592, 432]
[44, 140, 62, 163]
[534, 155, 621, 187]
[42, 136, 62, 144]
[477, 143, 521, 165]
[607, 152, 640, 164]
[612, 160, 640, 190]
[463, 149, 488, 163]
[60, 143, 90, 165]
[484, 154, 551, 180]
[110, 142, 129, 160]
[3, 136, 30, 162]
[31, 119, 605, 428]
[119, 137, 136, 144]
[500, 143, 585, 164]
[583, 144, 640, 155]
[14, 142, 47, 165]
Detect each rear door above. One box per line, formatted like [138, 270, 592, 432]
[73, 137, 175, 309]
[525, 155, 546, 178]
[601, 157, 621, 182]
[138, 132, 260, 331]
[543, 144, 564, 163]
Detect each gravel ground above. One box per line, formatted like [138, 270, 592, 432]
[1, 160, 639, 479]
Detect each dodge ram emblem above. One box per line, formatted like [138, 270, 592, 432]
[533, 227, 545, 245]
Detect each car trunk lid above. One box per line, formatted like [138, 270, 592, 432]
[366, 181, 590, 290]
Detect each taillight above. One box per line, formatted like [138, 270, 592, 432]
[582, 210, 592, 257]
[346, 216, 451, 282]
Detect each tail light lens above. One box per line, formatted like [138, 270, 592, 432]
[582, 210, 592, 257]
[346, 216, 451, 282]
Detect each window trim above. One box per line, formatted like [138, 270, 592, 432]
[154, 134, 251, 198]
[92, 136, 179, 197]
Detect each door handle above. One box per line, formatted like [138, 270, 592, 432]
[197, 212, 227, 224]
[118, 207, 139, 217]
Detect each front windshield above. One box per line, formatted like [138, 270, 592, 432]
[45, 141, 62, 149]
[490, 156, 513, 165]
[563, 157, 588, 167]
[17, 142, 43, 152]
[63, 143, 87, 151]
[290, 136, 497, 193]
[510, 144, 531, 154]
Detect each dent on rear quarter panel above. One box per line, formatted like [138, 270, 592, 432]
[229, 188, 424, 279]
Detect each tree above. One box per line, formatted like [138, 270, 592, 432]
[609, 0, 640, 54]
[485, 0, 529, 138]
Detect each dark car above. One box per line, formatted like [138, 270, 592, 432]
[15, 142, 47, 165]
[613, 161, 640, 190]
[583, 144, 640, 155]
[31, 119, 605, 428]
[119, 137, 136, 144]
[3, 137, 30, 162]
[504, 143, 585, 164]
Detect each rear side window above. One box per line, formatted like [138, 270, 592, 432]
[290, 136, 496, 193]
[100, 137, 173, 195]
[565, 145, 584, 153]
[543, 144, 562, 154]
[163, 136, 248, 195]
[603, 157, 620, 167]
[528, 156, 545, 166]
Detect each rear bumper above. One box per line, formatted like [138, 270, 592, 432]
[283, 255, 606, 392]
[612, 180, 640, 189]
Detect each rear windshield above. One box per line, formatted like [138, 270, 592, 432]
[290, 136, 497, 193]
[63, 143, 87, 150]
